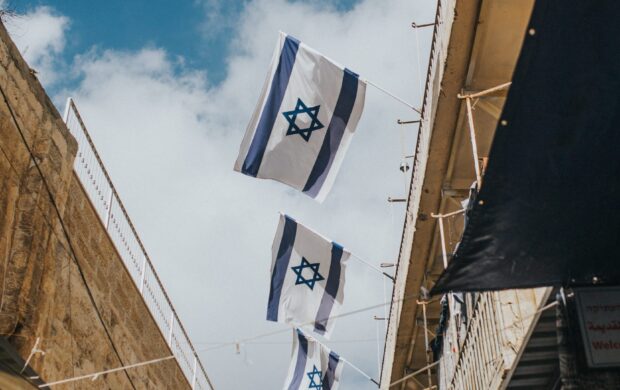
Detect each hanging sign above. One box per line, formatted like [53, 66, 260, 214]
[574, 287, 620, 368]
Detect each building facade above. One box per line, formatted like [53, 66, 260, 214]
[381, 1, 620, 389]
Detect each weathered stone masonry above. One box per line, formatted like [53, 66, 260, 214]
[0, 21, 192, 389]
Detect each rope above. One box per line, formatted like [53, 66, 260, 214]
[198, 292, 420, 353]
[194, 338, 379, 346]
[39, 356, 176, 388]
[501, 300, 559, 331]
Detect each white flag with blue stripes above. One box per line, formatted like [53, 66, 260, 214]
[234, 32, 366, 202]
[283, 329, 344, 390]
[267, 214, 349, 338]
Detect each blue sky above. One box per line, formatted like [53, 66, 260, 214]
[4, 0, 436, 388]
[9, 0, 361, 84]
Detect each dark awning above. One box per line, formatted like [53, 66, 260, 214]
[432, 0, 620, 294]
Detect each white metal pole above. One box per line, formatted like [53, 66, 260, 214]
[168, 313, 175, 347]
[421, 302, 433, 389]
[191, 356, 197, 389]
[465, 97, 482, 187]
[438, 217, 449, 269]
[139, 255, 147, 294]
[432, 209, 466, 219]
[375, 321, 381, 377]
[62, 97, 72, 123]
[105, 190, 114, 229]
[436, 215, 460, 361]
[389, 361, 440, 387]
[458, 82, 511, 100]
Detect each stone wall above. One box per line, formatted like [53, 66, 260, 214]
[0, 21, 192, 389]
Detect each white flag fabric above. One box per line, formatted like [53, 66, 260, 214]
[283, 329, 344, 390]
[234, 32, 366, 202]
[267, 214, 349, 338]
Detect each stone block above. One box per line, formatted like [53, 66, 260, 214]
[0, 20, 194, 389]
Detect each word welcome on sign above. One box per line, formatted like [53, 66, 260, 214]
[575, 287, 620, 368]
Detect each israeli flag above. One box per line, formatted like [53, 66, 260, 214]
[283, 329, 344, 390]
[234, 32, 366, 202]
[267, 214, 349, 338]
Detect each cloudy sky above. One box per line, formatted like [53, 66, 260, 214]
[3, 0, 436, 388]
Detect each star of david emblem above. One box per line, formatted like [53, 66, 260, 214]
[306, 365, 323, 389]
[291, 258, 324, 290]
[282, 98, 324, 142]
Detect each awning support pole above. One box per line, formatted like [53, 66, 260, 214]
[389, 361, 440, 387]
[432, 209, 465, 219]
[421, 301, 433, 389]
[431, 212, 460, 361]
[457, 82, 512, 99]
[457, 81, 513, 188]
[465, 97, 482, 188]
[437, 216, 449, 269]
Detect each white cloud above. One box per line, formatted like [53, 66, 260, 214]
[197, 0, 237, 40]
[16, 0, 437, 388]
[4, 5, 68, 85]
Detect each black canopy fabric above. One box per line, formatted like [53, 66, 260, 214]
[432, 0, 620, 294]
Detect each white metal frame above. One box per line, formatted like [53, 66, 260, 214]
[63, 98, 213, 390]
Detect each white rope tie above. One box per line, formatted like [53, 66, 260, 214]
[21, 337, 45, 374]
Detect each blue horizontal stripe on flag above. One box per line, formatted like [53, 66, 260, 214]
[242, 35, 300, 177]
[267, 215, 297, 321]
[314, 242, 344, 334]
[303, 68, 360, 197]
[288, 330, 309, 390]
[323, 351, 341, 390]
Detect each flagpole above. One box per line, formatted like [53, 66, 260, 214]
[341, 357, 381, 387]
[350, 253, 395, 283]
[363, 78, 422, 114]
